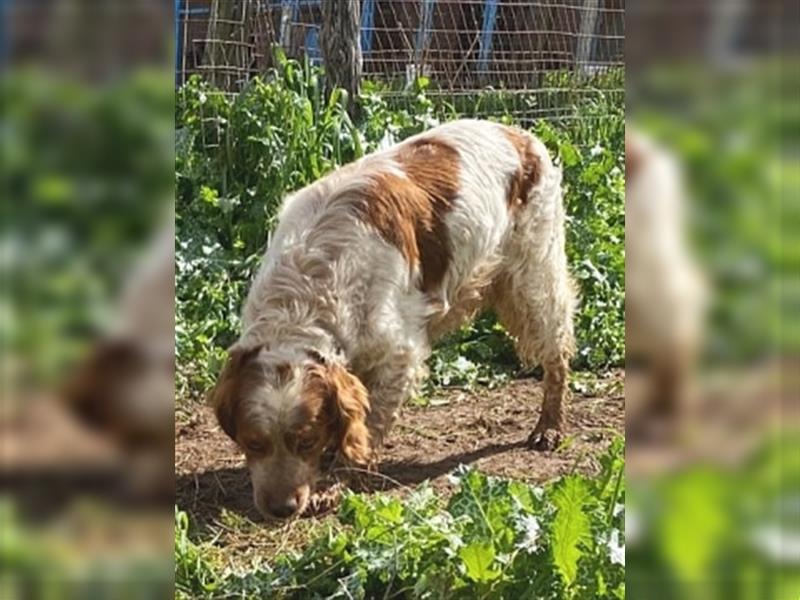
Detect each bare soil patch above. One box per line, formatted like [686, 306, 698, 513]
[176, 372, 624, 545]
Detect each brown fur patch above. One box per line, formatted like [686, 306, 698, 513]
[625, 134, 643, 182]
[275, 362, 293, 386]
[296, 364, 330, 430]
[301, 362, 372, 465]
[63, 340, 145, 433]
[327, 363, 371, 464]
[356, 137, 460, 294]
[502, 127, 542, 210]
[208, 345, 264, 440]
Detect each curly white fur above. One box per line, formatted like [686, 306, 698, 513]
[235, 119, 575, 448]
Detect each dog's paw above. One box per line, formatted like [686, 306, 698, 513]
[305, 482, 347, 516]
[526, 426, 562, 451]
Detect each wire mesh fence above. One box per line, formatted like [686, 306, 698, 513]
[176, 0, 623, 122]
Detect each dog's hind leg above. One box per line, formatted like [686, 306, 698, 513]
[493, 263, 575, 450]
[492, 185, 576, 451]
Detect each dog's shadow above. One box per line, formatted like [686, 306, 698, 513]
[176, 438, 525, 534]
[366, 439, 526, 491]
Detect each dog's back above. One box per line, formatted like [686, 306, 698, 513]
[244, 119, 562, 341]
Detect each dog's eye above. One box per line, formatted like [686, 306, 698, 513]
[297, 436, 317, 453]
[243, 439, 270, 455]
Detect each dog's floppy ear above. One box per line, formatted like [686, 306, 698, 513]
[325, 363, 371, 465]
[626, 133, 643, 182]
[209, 344, 262, 440]
[62, 338, 144, 429]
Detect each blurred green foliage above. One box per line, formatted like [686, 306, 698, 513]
[0, 499, 172, 597]
[633, 62, 800, 362]
[175, 56, 625, 404]
[627, 432, 800, 600]
[628, 61, 800, 600]
[2, 69, 173, 385]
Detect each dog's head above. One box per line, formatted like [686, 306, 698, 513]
[209, 344, 370, 519]
[63, 338, 175, 499]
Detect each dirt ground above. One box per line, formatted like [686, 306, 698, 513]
[175, 371, 625, 545]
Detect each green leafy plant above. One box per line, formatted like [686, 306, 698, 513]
[175, 438, 625, 599]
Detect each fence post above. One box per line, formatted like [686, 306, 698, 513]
[204, 0, 240, 88]
[709, 0, 747, 67]
[576, 0, 600, 79]
[414, 0, 436, 70]
[360, 0, 376, 54]
[1, 0, 10, 67]
[174, 0, 183, 86]
[321, 0, 362, 117]
[478, 0, 499, 75]
[279, 0, 298, 49]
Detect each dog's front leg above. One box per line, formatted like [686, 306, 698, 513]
[365, 357, 428, 447]
[337, 385, 407, 492]
[328, 355, 425, 490]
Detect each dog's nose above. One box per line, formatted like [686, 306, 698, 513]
[267, 496, 299, 519]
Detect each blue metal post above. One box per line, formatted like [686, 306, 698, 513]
[1, 0, 10, 67]
[478, 0, 499, 73]
[174, 0, 183, 85]
[360, 0, 376, 54]
[414, 0, 436, 64]
[279, 0, 302, 48]
[305, 27, 322, 65]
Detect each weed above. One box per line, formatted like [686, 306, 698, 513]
[175, 439, 625, 599]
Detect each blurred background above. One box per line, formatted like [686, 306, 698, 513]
[1, 0, 175, 596]
[626, 0, 799, 597]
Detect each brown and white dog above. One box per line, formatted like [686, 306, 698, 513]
[625, 130, 707, 429]
[210, 120, 576, 519]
